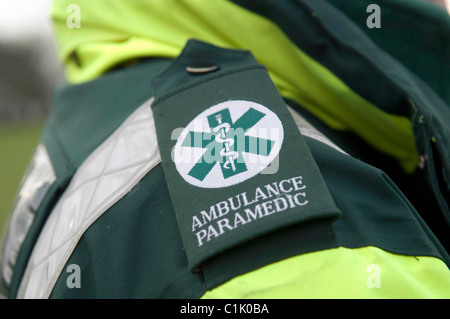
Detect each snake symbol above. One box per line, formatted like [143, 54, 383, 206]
[213, 115, 239, 171]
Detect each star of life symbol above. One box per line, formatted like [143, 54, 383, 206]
[173, 100, 284, 188]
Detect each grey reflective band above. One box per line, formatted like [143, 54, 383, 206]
[1, 144, 56, 288]
[17, 98, 160, 298]
[287, 106, 348, 156]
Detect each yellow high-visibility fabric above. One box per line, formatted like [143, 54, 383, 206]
[201, 246, 450, 299]
[52, 0, 418, 172]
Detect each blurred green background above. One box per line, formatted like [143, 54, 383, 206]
[0, 0, 63, 234]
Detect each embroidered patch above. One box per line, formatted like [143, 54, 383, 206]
[151, 40, 340, 270]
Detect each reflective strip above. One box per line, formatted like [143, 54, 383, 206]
[17, 98, 160, 298]
[287, 106, 348, 156]
[1, 144, 56, 287]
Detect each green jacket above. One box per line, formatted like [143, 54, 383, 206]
[1, 0, 449, 298]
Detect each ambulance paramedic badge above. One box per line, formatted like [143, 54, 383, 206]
[173, 100, 284, 188]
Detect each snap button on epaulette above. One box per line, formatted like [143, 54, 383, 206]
[186, 63, 219, 74]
